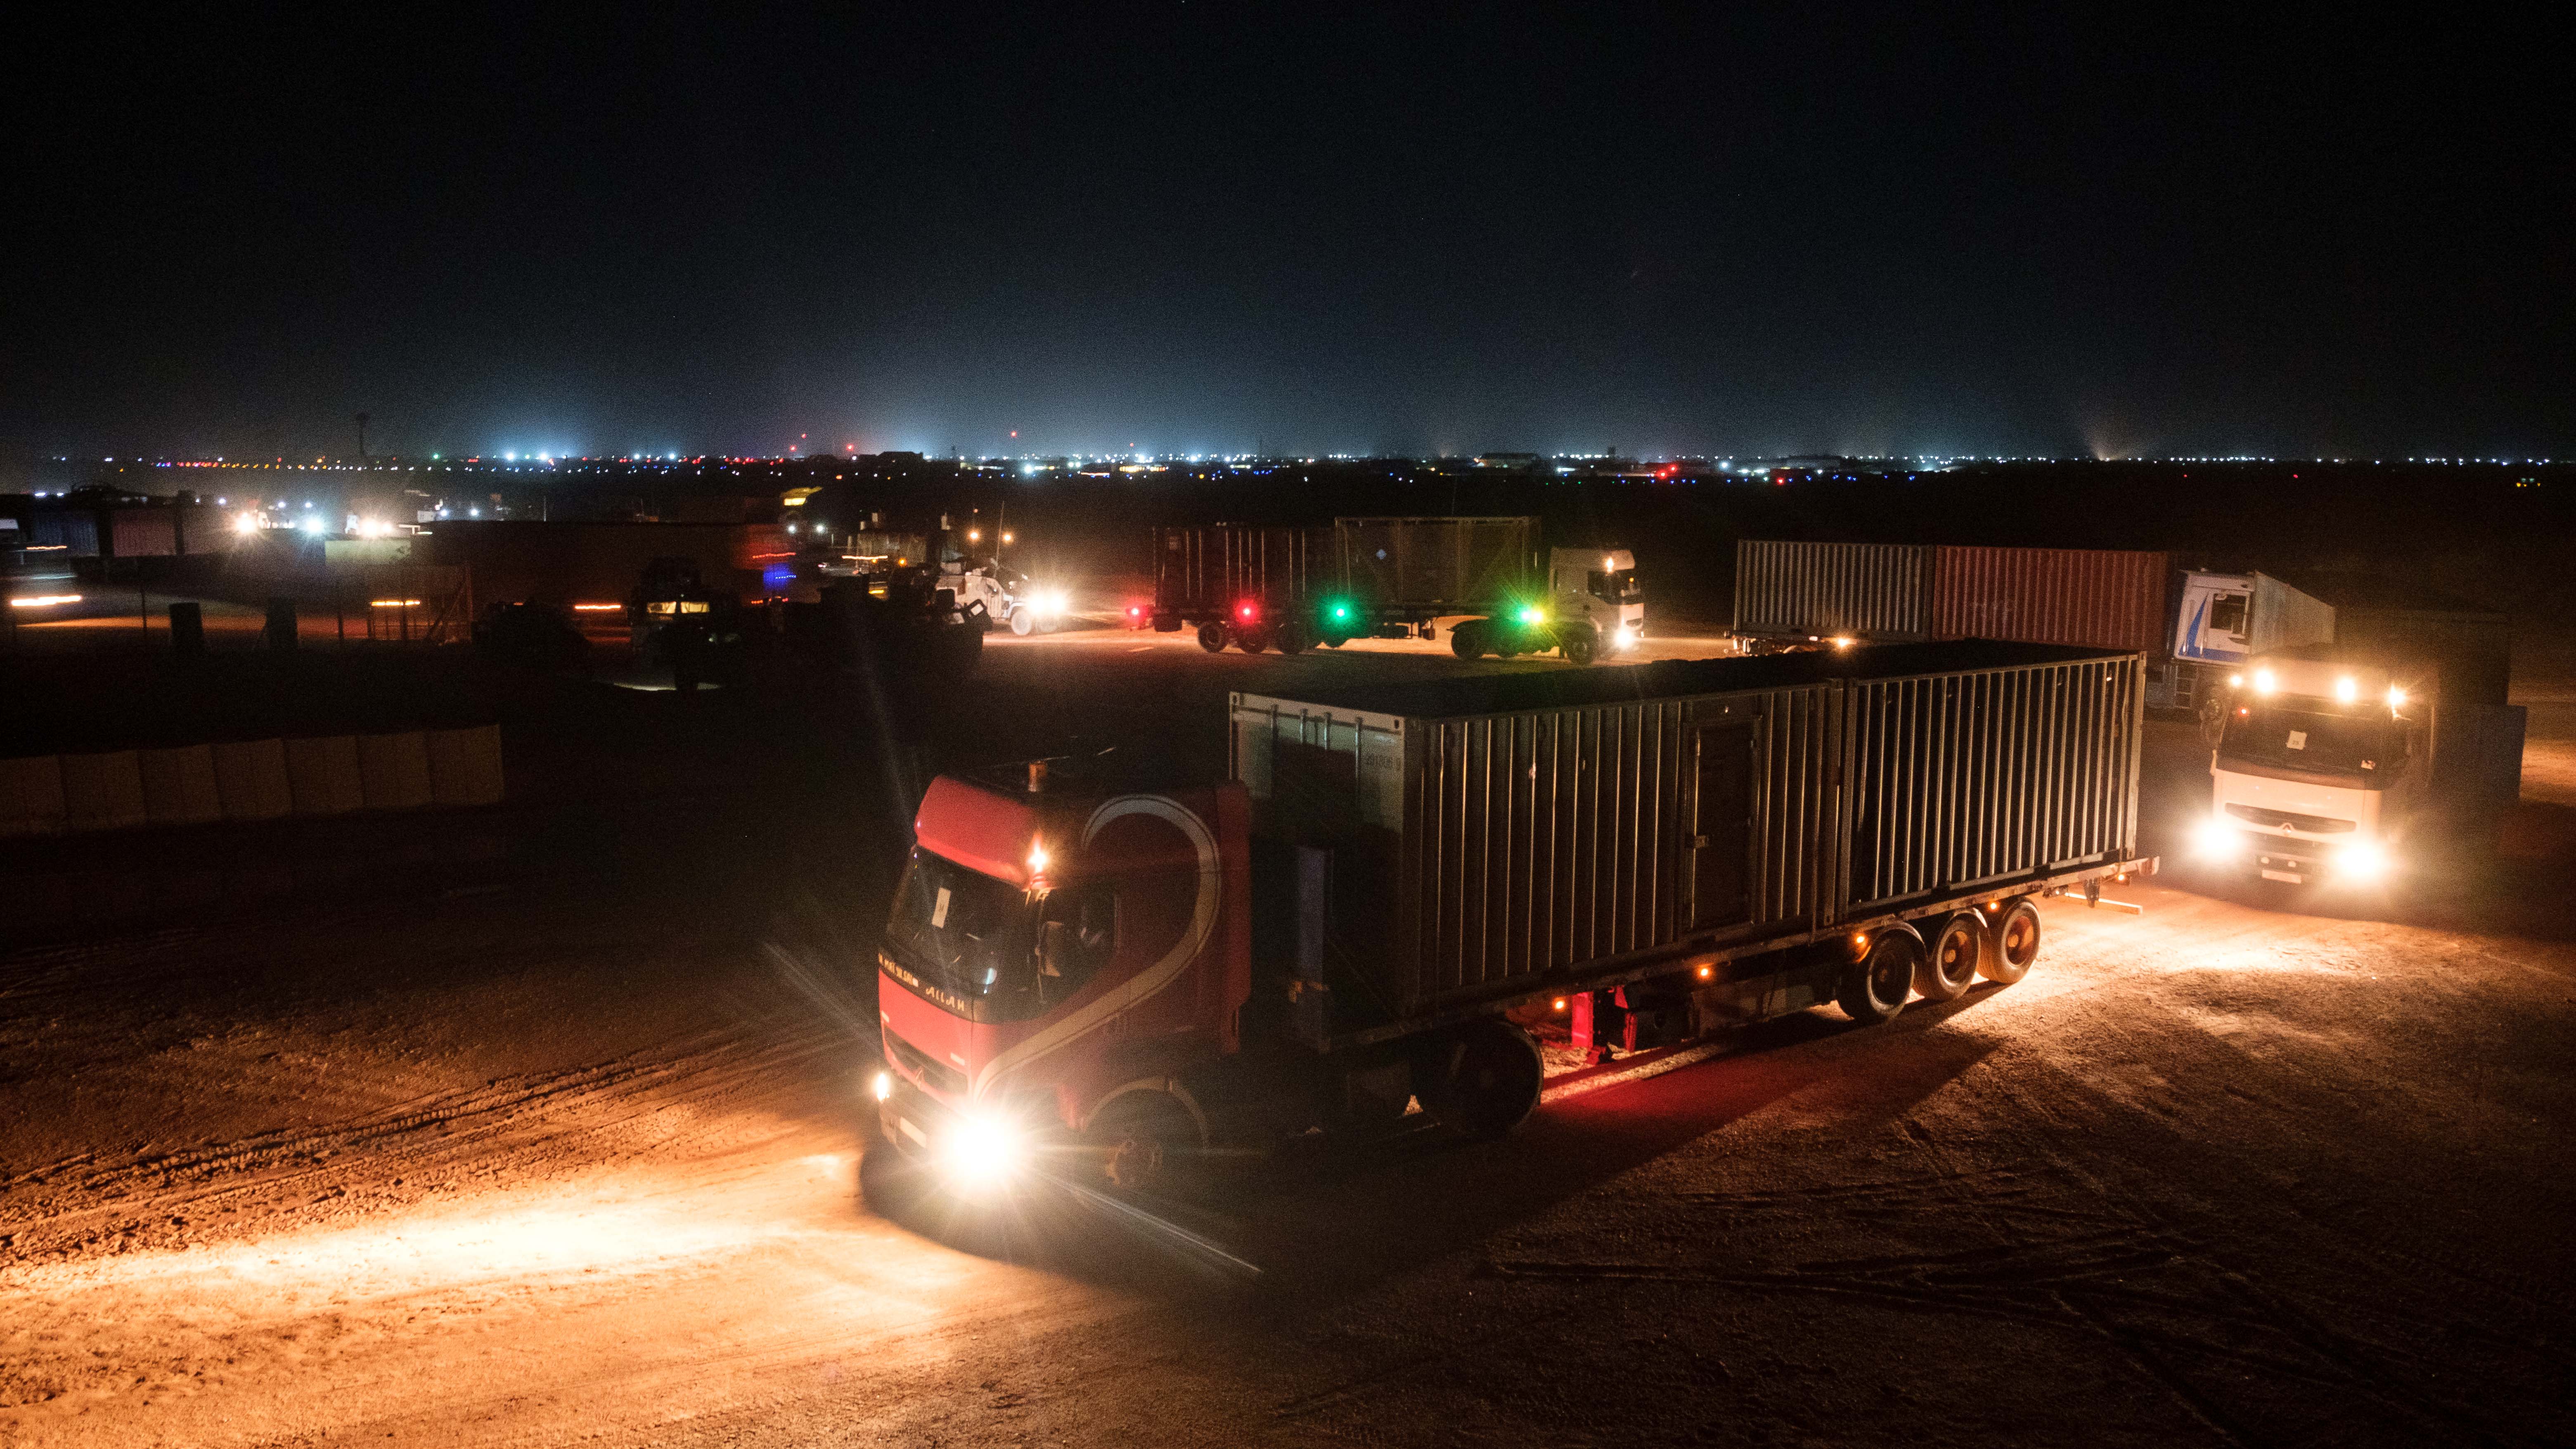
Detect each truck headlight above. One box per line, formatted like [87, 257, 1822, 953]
[2334, 841, 2392, 883]
[939, 1110, 1028, 1191]
[1614, 624, 1638, 649]
[2190, 815, 2241, 861]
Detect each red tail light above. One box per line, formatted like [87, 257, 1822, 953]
[1238, 604, 1257, 620]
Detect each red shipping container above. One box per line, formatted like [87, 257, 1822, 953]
[1931, 547, 2169, 653]
[109, 507, 178, 558]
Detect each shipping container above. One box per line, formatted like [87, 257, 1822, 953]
[1735, 541, 2174, 653]
[1151, 523, 1328, 618]
[1232, 640, 2144, 1029]
[1731, 540, 1931, 642]
[408, 521, 795, 606]
[31, 509, 101, 558]
[108, 507, 178, 558]
[1335, 516, 1535, 611]
[1930, 546, 2169, 653]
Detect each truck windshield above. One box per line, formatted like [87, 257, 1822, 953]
[2218, 703, 2406, 780]
[881, 849, 1117, 1023]
[882, 848, 1038, 1020]
[1585, 568, 1641, 602]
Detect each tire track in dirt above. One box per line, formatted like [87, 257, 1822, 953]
[0, 1020, 845, 1267]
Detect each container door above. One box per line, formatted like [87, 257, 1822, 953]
[1691, 723, 1754, 928]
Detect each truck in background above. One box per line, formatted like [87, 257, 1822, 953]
[1147, 517, 1643, 665]
[2160, 570, 2337, 711]
[868, 640, 2153, 1199]
[1726, 541, 2343, 713]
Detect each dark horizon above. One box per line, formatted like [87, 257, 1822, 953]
[11, 9, 2568, 464]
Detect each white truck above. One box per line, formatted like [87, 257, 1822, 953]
[2192, 644, 2525, 887]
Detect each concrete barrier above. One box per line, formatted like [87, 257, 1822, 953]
[60, 751, 147, 833]
[213, 739, 294, 821]
[0, 755, 68, 837]
[140, 744, 224, 826]
[427, 725, 505, 807]
[358, 732, 434, 811]
[284, 736, 365, 816]
[1, 728, 502, 836]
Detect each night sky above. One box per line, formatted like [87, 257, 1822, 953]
[12, 6, 2567, 463]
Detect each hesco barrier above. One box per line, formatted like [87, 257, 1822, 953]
[0, 725, 502, 838]
[1232, 641, 2142, 1023]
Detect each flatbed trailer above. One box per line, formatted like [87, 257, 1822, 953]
[870, 640, 2155, 1196]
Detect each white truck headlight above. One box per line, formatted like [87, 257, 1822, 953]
[2334, 841, 2392, 883]
[1614, 624, 1638, 649]
[2190, 814, 2241, 861]
[939, 1111, 1028, 1191]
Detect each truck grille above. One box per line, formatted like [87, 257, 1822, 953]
[884, 1029, 965, 1096]
[2225, 804, 2356, 834]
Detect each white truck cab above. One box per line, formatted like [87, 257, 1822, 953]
[2192, 651, 2426, 887]
[1548, 547, 1646, 653]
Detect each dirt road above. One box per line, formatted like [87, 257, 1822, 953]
[4, 632, 2571, 1447]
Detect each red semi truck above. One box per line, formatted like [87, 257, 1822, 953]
[869, 641, 2155, 1196]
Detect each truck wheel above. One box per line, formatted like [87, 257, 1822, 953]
[1320, 630, 1349, 648]
[1411, 1020, 1543, 1139]
[1839, 930, 1919, 1024]
[1086, 1091, 1204, 1196]
[1449, 623, 1485, 660]
[1560, 628, 1598, 665]
[1274, 622, 1311, 653]
[1981, 899, 2042, 985]
[1009, 608, 1035, 636]
[1917, 913, 1984, 1003]
[1196, 621, 1229, 653]
[1236, 627, 1269, 654]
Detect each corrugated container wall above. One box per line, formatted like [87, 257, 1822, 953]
[1336, 517, 1534, 610]
[1153, 525, 1327, 613]
[1930, 547, 2169, 653]
[1733, 541, 1932, 641]
[1234, 644, 2143, 1024]
[109, 508, 178, 559]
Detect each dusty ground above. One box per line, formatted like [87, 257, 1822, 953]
[3, 625, 2572, 1447]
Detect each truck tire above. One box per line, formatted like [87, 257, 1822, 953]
[1917, 912, 1984, 1003]
[1981, 899, 2042, 985]
[1236, 627, 1269, 654]
[1449, 623, 1485, 660]
[1274, 622, 1311, 654]
[1560, 627, 1598, 665]
[1085, 1090, 1205, 1196]
[1009, 608, 1035, 636]
[1411, 1020, 1543, 1139]
[1320, 630, 1349, 648]
[1196, 621, 1229, 653]
[1839, 929, 1919, 1025]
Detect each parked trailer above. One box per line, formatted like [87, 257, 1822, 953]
[1732, 540, 2170, 653]
[869, 640, 2152, 1197]
[1148, 517, 1643, 664]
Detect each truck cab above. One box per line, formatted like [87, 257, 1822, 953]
[1547, 547, 1646, 653]
[2192, 651, 2426, 886]
[872, 764, 1253, 1194]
